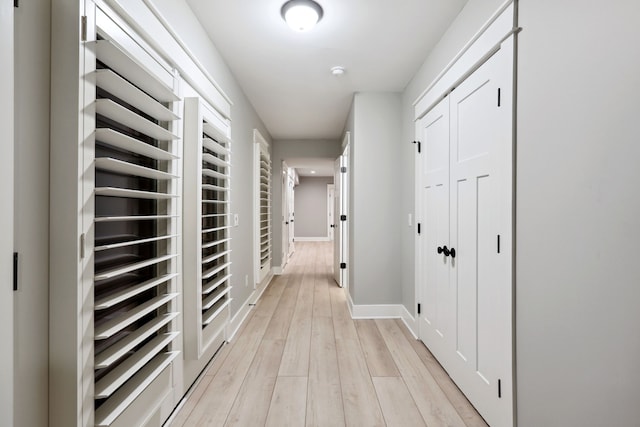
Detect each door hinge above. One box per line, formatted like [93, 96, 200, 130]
[412, 140, 422, 153]
[80, 233, 85, 259]
[340, 214, 346, 221]
[13, 252, 18, 291]
[498, 379, 502, 398]
[498, 88, 501, 107]
[81, 16, 87, 42]
[417, 223, 421, 235]
[341, 166, 347, 173]
[14, 0, 19, 7]
[417, 303, 421, 315]
[340, 262, 346, 269]
[497, 235, 501, 253]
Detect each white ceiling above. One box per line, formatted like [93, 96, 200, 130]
[186, 0, 468, 140]
[285, 157, 335, 177]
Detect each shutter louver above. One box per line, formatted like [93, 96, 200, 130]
[93, 36, 180, 426]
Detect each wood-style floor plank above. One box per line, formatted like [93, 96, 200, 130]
[373, 376, 427, 427]
[355, 319, 401, 377]
[394, 319, 489, 427]
[336, 338, 386, 426]
[170, 242, 486, 427]
[265, 376, 308, 427]
[306, 380, 345, 427]
[376, 319, 467, 427]
[278, 262, 315, 376]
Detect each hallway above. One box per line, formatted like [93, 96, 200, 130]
[169, 242, 487, 426]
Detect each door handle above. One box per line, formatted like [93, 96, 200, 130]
[437, 246, 453, 257]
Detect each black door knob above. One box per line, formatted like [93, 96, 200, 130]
[450, 247, 456, 258]
[437, 246, 451, 256]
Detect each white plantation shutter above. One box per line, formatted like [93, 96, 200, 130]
[258, 140, 272, 281]
[184, 98, 232, 358]
[92, 31, 181, 426]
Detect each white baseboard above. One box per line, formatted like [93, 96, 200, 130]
[347, 290, 413, 320]
[400, 305, 418, 339]
[272, 265, 283, 275]
[294, 236, 330, 242]
[227, 273, 274, 341]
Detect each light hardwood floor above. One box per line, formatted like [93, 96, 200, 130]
[169, 242, 488, 427]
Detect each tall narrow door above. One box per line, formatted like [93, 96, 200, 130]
[418, 97, 451, 361]
[287, 175, 295, 257]
[418, 41, 513, 427]
[333, 157, 342, 285]
[0, 2, 14, 423]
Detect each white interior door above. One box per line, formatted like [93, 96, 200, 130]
[418, 42, 513, 427]
[327, 184, 335, 241]
[282, 162, 290, 267]
[0, 2, 14, 424]
[287, 175, 295, 256]
[333, 158, 342, 285]
[340, 140, 350, 290]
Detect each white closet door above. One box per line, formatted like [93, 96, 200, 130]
[417, 39, 514, 427]
[418, 97, 451, 361]
[448, 42, 513, 427]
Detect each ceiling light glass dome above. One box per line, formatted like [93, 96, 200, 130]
[281, 0, 324, 32]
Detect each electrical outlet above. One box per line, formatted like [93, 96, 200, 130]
[408, 213, 413, 227]
[234, 214, 239, 227]
[245, 275, 248, 287]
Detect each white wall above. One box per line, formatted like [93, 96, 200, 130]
[294, 177, 333, 239]
[516, 1, 640, 425]
[350, 92, 402, 305]
[13, 1, 51, 426]
[149, 0, 272, 320]
[271, 139, 341, 267]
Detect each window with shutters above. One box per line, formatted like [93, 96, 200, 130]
[183, 98, 232, 359]
[91, 25, 181, 427]
[254, 130, 272, 284]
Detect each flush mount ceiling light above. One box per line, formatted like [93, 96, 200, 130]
[331, 66, 345, 76]
[281, 0, 324, 32]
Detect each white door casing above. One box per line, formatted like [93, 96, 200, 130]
[417, 38, 514, 427]
[0, 2, 14, 425]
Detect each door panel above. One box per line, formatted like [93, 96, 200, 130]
[447, 45, 513, 427]
[333, 158, 342, 285]
[419, 97, 450, 361]
[418, 39, 514, 427]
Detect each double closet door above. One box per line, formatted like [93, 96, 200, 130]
[418, 39, 514, 427]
